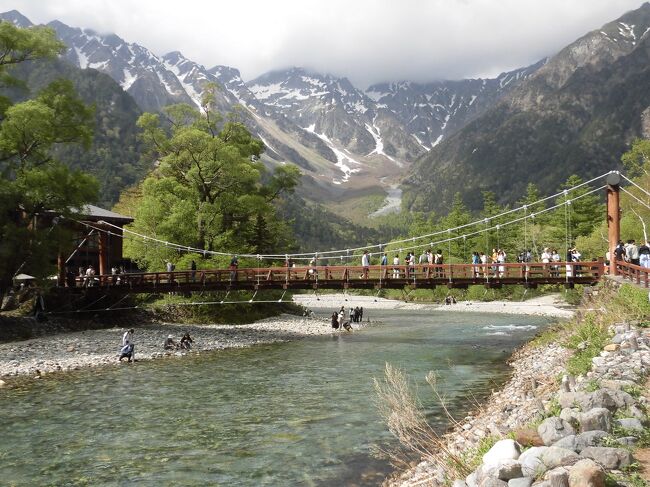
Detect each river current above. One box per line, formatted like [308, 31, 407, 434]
[0, 309, 551, 486]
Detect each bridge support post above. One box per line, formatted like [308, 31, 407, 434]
[606, 172, 621, 276]
[98, 230, 109, 276]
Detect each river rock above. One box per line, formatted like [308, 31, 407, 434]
[616, 436, 638, 446]
[483, 439, 521, 467]
[559, 408, 580, 426]
[615, 418, 644, 432]
[538, 417, 575, 445]
[579, 447, 633, 469]
[610, 334, 624, 344]
[0, 379, 5, 388]
[467, 471, 478, 487]
[453, 480, 467, 487]
[552, 430, 607, 453]
[519, 447, 579, 477]
[508, 478, 534, 487]
[492, 460, 522, 481]
[544, 467, 569, 487]
[567, 458, 605, 487]
[628, 405, 645, 420]
[603, 344, 619, 352]
[605, 389, 636, 409]
[479, 479, 507, 487]
[577, 408, 611, 433]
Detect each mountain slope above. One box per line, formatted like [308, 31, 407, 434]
[403, 2, 650, 213]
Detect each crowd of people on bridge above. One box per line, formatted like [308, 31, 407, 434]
[610, 239, 650, 268]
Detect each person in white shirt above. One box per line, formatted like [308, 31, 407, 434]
[119, 328, 135, 362]
[361, 251, 370, 278]
[392, 254, 400, 278]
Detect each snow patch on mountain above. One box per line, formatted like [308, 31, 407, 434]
[303, 124, 361, 183]
[121, 68, 138, 90]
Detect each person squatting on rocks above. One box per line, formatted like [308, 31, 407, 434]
[119, 328, 135, 362]
[180, 332, 193, 350]
[164, 334, 178, 350]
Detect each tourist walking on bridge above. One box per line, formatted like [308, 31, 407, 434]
[229, 255, 238, 281]
[392, 254, 400, 278]
[640, 242, 650, 268]
[361, 250, 370, 278]
[627, 240, 640, 266]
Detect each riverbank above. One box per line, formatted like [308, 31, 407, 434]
[295, 293, 575, 318]
[0, 314, 341, 380]
[392, 282, 650, 486]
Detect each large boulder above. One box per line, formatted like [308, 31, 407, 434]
[615, 418, 644, 432]
[580, 447, 633, 469]
[483, 439, 521, 467]
[538, 417, 575, 445]
[519, 447, 580, 477]
[552, 431, 607, 453]
[567, 458, 605, 487]
[578, 408, 612, 433]
[558, 390, 618, 412]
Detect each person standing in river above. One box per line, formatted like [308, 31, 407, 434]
[119, 328, 135, 362]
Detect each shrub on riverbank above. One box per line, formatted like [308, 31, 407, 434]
[137, 291, 302, 324]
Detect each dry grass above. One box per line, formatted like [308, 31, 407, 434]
[373, 363, 473, 482]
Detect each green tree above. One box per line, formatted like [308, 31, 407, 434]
[438, 193, 473, 262]
[621, 138, 650, 178]
[126, 85, 300, 270]
[0, 22, 98, 294]
[545, 175, 603, 252]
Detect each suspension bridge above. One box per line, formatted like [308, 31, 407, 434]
[54, 171, 650, 296]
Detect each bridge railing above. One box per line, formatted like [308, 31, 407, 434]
[614, 260, 650, 288]
[71, 260, 604, 289]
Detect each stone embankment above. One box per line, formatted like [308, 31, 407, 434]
[0, 314, 342, 382]
[400, 323, 650, 486]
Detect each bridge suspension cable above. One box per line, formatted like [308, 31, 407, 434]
[73, 171, 619, 262]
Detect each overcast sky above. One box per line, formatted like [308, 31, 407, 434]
[0, 0, 645, 87]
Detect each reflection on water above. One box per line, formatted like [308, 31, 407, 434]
[0, 309, 551, 486]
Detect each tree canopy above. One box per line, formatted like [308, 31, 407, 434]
[0, 21, 98, 293]
[123, 85, 301, 271]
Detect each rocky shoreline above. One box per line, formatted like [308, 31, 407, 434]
[396, 321, 650, 486]
[0, 314, 341, 382]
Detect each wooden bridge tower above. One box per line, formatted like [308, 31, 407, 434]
[606, 172, 621, 276]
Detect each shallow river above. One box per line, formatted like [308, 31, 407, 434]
[0, 309, 551, 486]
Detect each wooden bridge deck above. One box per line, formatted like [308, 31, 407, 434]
[61, 262, 605, 295]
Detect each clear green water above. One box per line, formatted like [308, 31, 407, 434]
[0, 309, 551, 486]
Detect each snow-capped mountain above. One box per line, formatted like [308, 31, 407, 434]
[0, 9, 542, 202]
[366, 60, 546, 151]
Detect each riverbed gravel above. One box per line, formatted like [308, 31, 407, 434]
[0, 314, 341, 379]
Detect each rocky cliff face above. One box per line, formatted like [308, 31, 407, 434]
[403, 3, 650, 213]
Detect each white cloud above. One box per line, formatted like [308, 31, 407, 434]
[0, 0, 645, 86]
